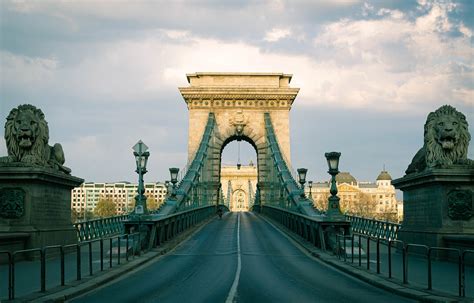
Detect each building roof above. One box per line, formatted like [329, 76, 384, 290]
[359, 183, 377, 188]
[376, 170, 392, 181]
[312, 182, 330, 188]
[335, 172, 357, 184]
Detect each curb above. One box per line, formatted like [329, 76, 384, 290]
[258, 214, 471, 303]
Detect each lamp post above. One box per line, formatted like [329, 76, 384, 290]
[308, 180, 313, 200]
[133, 140, 150, 215]
[169, 167, 179, 199]
[297, 168, 308, 198]
[325, 152, 343, 219]
[164, 181, 170, 198]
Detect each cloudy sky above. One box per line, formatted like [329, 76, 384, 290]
[0, 0, 472, 186]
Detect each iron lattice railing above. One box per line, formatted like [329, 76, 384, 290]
[74, 215, 129, 242]
[345, 214, 401, 241]
[158, 113, 216, 215]
[264, 113, 318, 216]
[3, 206, 216, 301]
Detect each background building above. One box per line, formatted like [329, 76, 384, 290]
[307, 170, 402, 222]
[221, 162, 258, 211]
[71, 182, 168, 219]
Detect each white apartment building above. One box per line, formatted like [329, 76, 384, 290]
[71, 182, 168, 216]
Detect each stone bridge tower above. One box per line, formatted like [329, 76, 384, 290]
[179, 73, 299, 205]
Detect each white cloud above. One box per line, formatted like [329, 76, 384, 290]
[161, 29, 190, 40]
[263, 28, 292, 42]
[0, 51, 58, 94]
[416, 4, 453, 33]
[2, 2, 472, 114]
[459, 22, 473, 38]
[311, 4, 473, 111]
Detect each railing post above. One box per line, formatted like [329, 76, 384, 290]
[11, 254, 15, 299]
[8, 252, 13, 300]
[458, 252, 462, 297]
[366, 237, 370, 270]
[88, 242, 93, 276]
[388, 241, 392, 279]
[351, 234, 354, 263]
[126, 234, 130, 262]
[118, 236, 121, 265]
[427, 248, 432, 290]
[60, 246, 65, 286]
[358, 235, 361, 267]
[100, 239, 104, 271]
[77, 245, 81, 281]
[461, 251, 466, 297]
[402, 245, 407, 284]
[109, 238, 113, 268]
[41, 249, 46, 292]
[376, 238, 380, 274]
[343, 235, 347, 262]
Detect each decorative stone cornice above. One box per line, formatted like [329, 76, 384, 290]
[179, 73, 300, 110]
[179, 91, 298, 110]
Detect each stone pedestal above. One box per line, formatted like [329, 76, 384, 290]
[392, 168, 474, 249]
[0, 167, 83, 251]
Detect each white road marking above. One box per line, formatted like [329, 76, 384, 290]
[225, 213, 241, 303]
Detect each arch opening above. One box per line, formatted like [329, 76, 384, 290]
[220, 137, 258, 212]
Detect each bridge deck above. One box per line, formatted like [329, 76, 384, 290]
[72, 213, 413, 303]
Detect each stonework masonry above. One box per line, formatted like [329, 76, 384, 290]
[179, 72, 298, 166]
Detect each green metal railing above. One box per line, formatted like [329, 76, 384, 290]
[74, 215, 129, 242]
[158, 113, 216, 215]
[335, 234, 473, 298]
[345, 215, 401, 241]
[260, 205, 349, 250]
[4, 205, 217, 301]
[264, 113, 318, 216]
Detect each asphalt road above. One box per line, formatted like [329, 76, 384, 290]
[72, 212, 414, 303]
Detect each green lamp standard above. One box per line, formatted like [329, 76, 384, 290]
[169, 167, 179, 199]
[325, 152, 344, 220]
[308, 180, 313, 200]
[164, 181, 170, 198]
[297, 168, 308, 198]
[133, 140, 150, 215]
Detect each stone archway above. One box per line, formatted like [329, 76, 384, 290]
[232, 189, 247, 211]
[179, 73, 299, 205]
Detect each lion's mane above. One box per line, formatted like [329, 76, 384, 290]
[424, 105, 470, 168]
[4, 104, 50, 165]
[406, 105, 472, 174]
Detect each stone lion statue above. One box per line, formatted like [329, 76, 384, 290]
[406, 105, 473, 174]
[0, 104, 71, 174]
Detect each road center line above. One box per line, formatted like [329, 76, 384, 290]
[225, 213, 241, 303]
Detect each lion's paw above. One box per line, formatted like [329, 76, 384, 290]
[455, 158, 474, 166]
[0, 156, 16, 163]
[21, 155, 39, 164]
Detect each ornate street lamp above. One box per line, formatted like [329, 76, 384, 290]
[164, 181, 170, 198]
[308, 180, 313, 200]
[297, 168, 308, 198]
[133, 140, 150, 215]
[169, 167, 179, 199]
[325, 152, 343, 219]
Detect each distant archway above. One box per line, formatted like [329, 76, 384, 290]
[220, 139, 258, 211]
